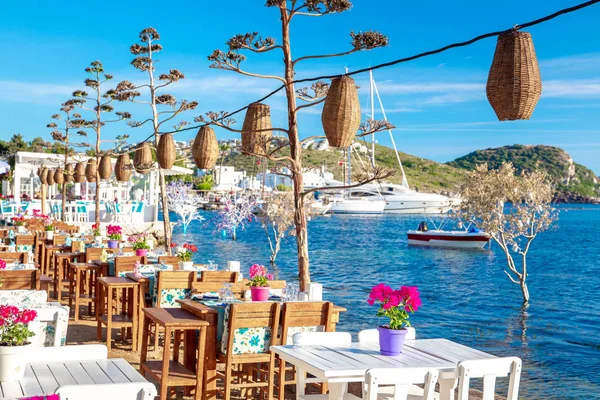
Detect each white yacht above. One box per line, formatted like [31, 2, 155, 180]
[326, 190, 386, 215]
[358, 183, 454, 214]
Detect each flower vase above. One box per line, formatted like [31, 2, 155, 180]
[16, 226, 25, 234]
[0, 343, 32, 381]
[250, 286, 270, 302]
[179, 261, 193, 270]
[135, 249, 148, 257]
[107, 240, 118, 249]
[45, 230, 54, 241]
[377, 326, 408, 356]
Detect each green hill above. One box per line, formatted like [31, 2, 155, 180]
[448, 144, 600, 200]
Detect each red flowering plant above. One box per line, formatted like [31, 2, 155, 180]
[367, 284, 422, 330]
[247, 264, 273, 287]
[12, 215, 25, 227]
[0, 305, 37, 346]
[175, 243, 197, 262]
[91, 223, 101, 237]
[106, 224, 122, 241]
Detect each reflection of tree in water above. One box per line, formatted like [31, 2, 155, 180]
[505, 304, 531, 358]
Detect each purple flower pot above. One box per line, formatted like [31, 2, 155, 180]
[377, 326, 408, 356]
[107, 240, 118, 249]
[250, 286, 270, 302]
[135, 249, 148, 257]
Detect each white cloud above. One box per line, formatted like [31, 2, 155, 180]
[0, 80, 76, 104]
[543, 79, 600, 98]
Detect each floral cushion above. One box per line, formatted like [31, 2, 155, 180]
[28, 303, 69, 347]
[0, 290, 48, 305]
[17, 244, 32, 252]
[154, 288, 191, 307]
[221, 305, 273, 355]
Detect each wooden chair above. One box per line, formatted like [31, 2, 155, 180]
[0, 251, 29, 263]
[364, 368, 439, 400]
[277, 302, 334, 400]
[114, 255, 145, 277]
[85, 247, 104, 263]
[292, 332, 352, 400]
[157, 255, 179, 266]
[218, 302, 281, 400]
[52, 235, 67, 245]
[0, 269, 40, 290]
[457, 357, 522, 400]
[199, 271, 239, 283]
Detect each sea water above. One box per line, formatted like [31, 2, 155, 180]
[172, 204, 600, 399]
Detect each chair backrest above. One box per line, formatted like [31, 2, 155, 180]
[224, 302, 281, 356]
[365, 368, 439, 400]
[292, 331, 352, 347]
[155, 270, 195, 307]
[358, 327, 416, 343]
[114, 256, 144, 276]
[158, 255, 179, 266]
[280, 301, 333, 345]
[53, 235, 67, 245]
[0, 251, 29, 263]
[15, 234, 35, 246]
[86, 247, 103, 263]
[0, 269, 40, 290]
[457, 357, 522, 400]
[26, 344, 108, 363]
[200, 271, 240, 283]
[27, 302, 69, 347]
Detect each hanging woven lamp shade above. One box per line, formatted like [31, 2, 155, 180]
[115, 153, 132, 182]
[47, 169, 55, 186]
[74, 162, 86, 183]
[321, 75, 361, 148]
[36, 168, 42, 178]
[192, 126, 219, 169]
[85, 159, 97, 182]
[54, 168, 64, 185]
[157, 133, 176, 169]
[241, 102, 272, 156]
[65, 164, 74, 183]
[40, 168, 48, 185]
[486, 30, 542, 121]
[99, 155, 112, 180]
[134, 143, 153, 174]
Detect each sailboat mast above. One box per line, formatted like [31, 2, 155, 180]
[369, 70, 376, 168]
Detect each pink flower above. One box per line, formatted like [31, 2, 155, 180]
[399, 286, 422, 312]
[0, 259, 6, 270]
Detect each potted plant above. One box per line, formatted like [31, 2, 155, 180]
[92, 223, 102, 243]
[44, 218, 55, 241]
[0, 305, 37, 381]
[367, 284, 422, 356]
[129, 233, 150, 257]
[12, 215, 26, 234]
[247, 264, 273, 302]
[175, 243, 197, 270]
[106, 224, 122, 249]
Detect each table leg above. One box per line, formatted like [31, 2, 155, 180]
[205, 324, 217, 400]
[439, 377, 458, 400]
[327, 382, 348, 400]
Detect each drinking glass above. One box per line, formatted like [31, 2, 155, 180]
[208, 260, 218, 271]
[283, 283, 296, 301]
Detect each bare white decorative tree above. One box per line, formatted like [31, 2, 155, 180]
[458, 162, 558, 304]
[166, 180, 205, 234]
[215, 196, 259, 240]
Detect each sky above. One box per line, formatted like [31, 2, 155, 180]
[1, 0, 600, 173]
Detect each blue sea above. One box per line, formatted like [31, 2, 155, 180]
[172, 204, 600, 400]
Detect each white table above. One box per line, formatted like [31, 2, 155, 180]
[0, 358, 156, 399]
[271, 338, 497, 400]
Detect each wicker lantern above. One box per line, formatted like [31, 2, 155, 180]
[85, 159, 97, 182]
[115, 153, 132, 182]
[65, 164, 74, 183]
[192, 126, 219, 169]
[486, 30, 542, 121]
[54, 168, 64, 185]
[40, 168, 48, 185]
[321, 75, 361, 148]
[74, 162, 86, 183]
[99, 155, 112, 180]
[47, 169, 55, 186]
[241, 102, 272, 156]
[134, 143, 153, 174]
[157, 133, 176, 169]
[36, 167, 42, 178]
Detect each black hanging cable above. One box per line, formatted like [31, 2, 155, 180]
[150, 0, 599, 139]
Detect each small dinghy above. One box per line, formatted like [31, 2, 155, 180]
[407, 221, 490, 249]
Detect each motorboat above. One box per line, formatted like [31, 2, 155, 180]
[407, 221, 490, 249]
[359, 182, 455, 214]
[327, 191, 386, 215]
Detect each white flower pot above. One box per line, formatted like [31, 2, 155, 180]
[0, 343, 31, 381]
[16, 226, 25, 234]
[179, 261, 194, 270]
[46, 231, 54, 241]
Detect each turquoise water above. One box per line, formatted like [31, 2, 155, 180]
[172, 205, 600, 399]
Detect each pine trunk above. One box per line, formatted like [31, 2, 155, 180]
[62, 143, 68, 221]
[281, 9, 310, 292]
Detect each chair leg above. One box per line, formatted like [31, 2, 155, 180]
[106, 287, 113, 352]
[159, 327, 171, 400]
[224, 361, 233, 400]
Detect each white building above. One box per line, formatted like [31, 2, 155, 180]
[256, 167, 334, 190]
[213, 166, 246, 188]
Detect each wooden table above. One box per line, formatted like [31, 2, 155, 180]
[54, 251, 83, 301]
[0, 358, 156, 399]
[97, 277, 140, 351]
[271, 339, 498, 400]
[178, 299, 347, 400]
